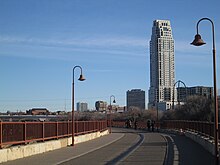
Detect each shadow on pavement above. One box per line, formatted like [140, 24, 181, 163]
[165, 133, 215, 165]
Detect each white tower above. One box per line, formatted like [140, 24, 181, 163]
[148, 20, 175, 110]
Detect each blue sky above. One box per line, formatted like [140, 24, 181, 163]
[0, 0, 219, 112]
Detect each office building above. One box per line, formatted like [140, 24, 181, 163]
[148, 20, 175, 110]
[95, 101, 107, 111]
[76, 102, 88, 112]
[177, 86, 213, 101]
[127, 89, 145, 110]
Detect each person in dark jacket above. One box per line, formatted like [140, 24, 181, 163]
[151, 120, 155, 132]
[147, 120, 151, 131]
[134, 120, 137, 130]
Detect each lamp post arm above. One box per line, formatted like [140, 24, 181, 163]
[73, 66, 83, 83]
[196, 17, 215, 50]
[72, 65, 83, 112]
[110, 95, 115, 106]
[173, 80, 187, 108]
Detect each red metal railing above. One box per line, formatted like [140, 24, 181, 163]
[0, 120, 107, 148]
[112, 121, 125, 128]
[111, 120, 161, 130]
[161, 120, 214, 139]
[111, 120, 216, 140]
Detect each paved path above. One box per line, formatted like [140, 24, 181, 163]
[0, 129, 124, 165]
[0, 128, 216, 165]
[60, 129, 142, 165]
[116, 132, 166, 165]
[163, 132, 215, 165]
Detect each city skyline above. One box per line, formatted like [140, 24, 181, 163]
[0, 0, 220, 112]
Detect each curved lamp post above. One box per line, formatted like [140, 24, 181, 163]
[109, 95, 116, 133]
[172, 80, 187, 109]
[191, 17, 218, 165]
[72, 66, 85, 146]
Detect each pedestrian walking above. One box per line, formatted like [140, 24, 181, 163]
[134, 120, 137, 130]
[126, 119, 129, 128]
[151, 120, 155, 132]
[147, 120, 151, 131]
[126, 119, 132, 128]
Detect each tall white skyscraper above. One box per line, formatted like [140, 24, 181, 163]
[148, 20, 175, 110]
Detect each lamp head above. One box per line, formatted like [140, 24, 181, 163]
[78, 74, 86, 81]
[113, 99, 116, 103]
[191, 34, 206, 46]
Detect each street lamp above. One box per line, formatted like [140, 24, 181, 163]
[109, 95, 116, 133]
[172, 80, 187, 109]
[191, 17, 219, 165]
[72, 66, 85, 146]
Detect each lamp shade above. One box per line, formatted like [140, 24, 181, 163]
[78, 74, 86, 81]
[191, 34, 206, 46]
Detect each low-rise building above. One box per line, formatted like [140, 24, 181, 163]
[177, 86, 213, 101]
[26, 108, 49, 115]
[95, 101, 107, 111]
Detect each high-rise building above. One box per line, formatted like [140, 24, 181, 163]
[76, 102, 88, 112]
[127, 89, 145, 110]
[148, 20, 175, 110]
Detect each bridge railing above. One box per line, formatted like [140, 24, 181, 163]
[111, 120, 161, 130]
[111, 120, 215, 139]
[161, 120, 214, 139]
[0, 120, 107, 148]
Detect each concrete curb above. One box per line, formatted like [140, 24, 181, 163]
[160, 129, 215, 156]
[0, 130, 109, 164]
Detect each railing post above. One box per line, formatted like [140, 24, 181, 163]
[100, 121, 102, 131]
[76, 121, 77, 135]
[56, 121, 59, 139]
[0, 121, 2, 149]
[105, 120, 107, 130]
[202, 122, 205, 136]
[209, 123, 212, 139]
[94, 121, 96, 131]
[42, 121, 45, 142]
[92, 121, 94, 132]
[67, 120, 69, 136]
[24, 121, 27, 144]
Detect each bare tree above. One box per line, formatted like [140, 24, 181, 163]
[173, 95, 213, 121]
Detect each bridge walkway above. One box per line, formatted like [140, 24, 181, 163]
[0, 128, 215, 165]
